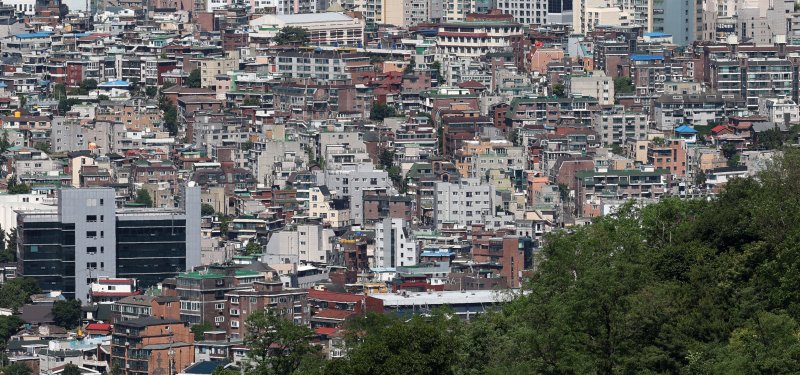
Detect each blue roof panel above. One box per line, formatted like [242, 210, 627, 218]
[630, 54, 665, 61]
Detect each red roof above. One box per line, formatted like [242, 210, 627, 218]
[711, 125, 729, 133]
[314, 327, 339, 336]
[312, 309, 355, 321]
[86, 323, 112, 331]
[458, 80, 486, 89]
[98, 278, 135, 284]
[90, 291, 140, 297]
[307, 289, 365, 303]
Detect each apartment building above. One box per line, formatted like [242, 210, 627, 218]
[111, 318, 194, 375]
[433, 178, 496, 229]
[593, 106, 649, 145]
[575, 166, 668, 217]
[224, 281, 309, 339]
[374, 218, 417, 268]
[436, 20, 524, 59]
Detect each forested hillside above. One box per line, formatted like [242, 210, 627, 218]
[313, 149, 800, 374]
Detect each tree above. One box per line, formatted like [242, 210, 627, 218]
[430, 61, 442, 83]
[52, 299, 81, 329]
[2, 362, 31, 375]
[186, 69, 201, 88]
[378, 148, 394, 170]
[97, 94, 110, 101]
[243, 97, 261, 107]
[33, 142, 50, 154]
[244, 310, 321, 375]
[79, 79, 98, 94]
[244, 240, 261, 255]
[5, 228, 17, 260]
[273, 26, 310, 45]
[241, 140, 254, 152]
[610, 143, 624, 155]
[53, 83, 67, 100]
[191, 321, 213, 341]
[0, 277, 41, 310]
[6, 179, 31, 195]
[135, 188, 153, 207]
[201, 204, 215, 217]
[552, 83, 566, 98]
[369, 102, 397, 121]
[695, 169, 707, 187]
[326, 310, 463, 375]
[17, 95, 25, 109]
[163, 104, 178, 135]
[0, 132, 10, 153]
[61, 363, 81, 375]
[218, 214, 230, 237]
[404, 60, 415, 74]
[0, 316, 23, 349]
[614, 76, 635, 94]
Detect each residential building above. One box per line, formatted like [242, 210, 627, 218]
[433, 178, 496, 230]
[374, 218, 417, 268]
[224, 281, 309, 339]
[110, 318, 194, 375]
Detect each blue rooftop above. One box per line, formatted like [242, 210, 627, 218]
[182, 361, 229, 375]
[15, 32, 53, 39]
[644, 32, 672, 38]
[630, 54, 665, 62]
[675, 125, 698, 134]
[421, 251, 455, 257]
[99, 80, 130, 87]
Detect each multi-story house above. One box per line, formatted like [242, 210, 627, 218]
[575, 166, 669, 217]
[110, 317, 194, 375]
[374, 218, 417, 268]
[593, 106, 649, 146]
[224, 281, 309, 339]
[433, 178, 496, 230]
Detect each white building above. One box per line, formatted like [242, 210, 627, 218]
[496, 0, 549, 25]
[314, 164, 393, 225]
[433, 178, 496, 229]
[249, 12, 364, 47]
[263, 224, 335, 265]
[758, 97, 800, 125]
[374, 218, 417, 268]
[443, 0, 476, 22]
[569, 71, 615, 106]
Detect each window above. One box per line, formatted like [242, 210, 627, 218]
[87, 262, 97, 269]
[86, 215, 97, 222]
[215, 303, 224, 310]
[87, 231, 97, 238]
[87, 247, 97, 254]
[230, 309, 240, 316]
[230, 297, 239, 304]
[230, 320, 239, 328]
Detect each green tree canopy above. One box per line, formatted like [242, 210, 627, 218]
[6, 179, 30, 194]
[244, 310, 321, 375]
[369, 102, 397, 121]
[61, 363, 81, 375]
[2, 362, 31, 375]
[52, 299, 81, 329]
[186, 69, 201, 88]
[273, 26, 310, 45]
[614, 76, 634, 94]
[191, 321, 213, 341]
[201, 203, 215, 216]
[135, 188, 153, 207]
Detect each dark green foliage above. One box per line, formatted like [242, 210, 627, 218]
[244, 240, 261, 255]
[2, 362, 31, 375]
[241, 140, 254, 151]
[145, 86, 158, 98]
[244, 310, 321, 375]
[552, 83, 565, 98]
[242, 97, 261, 107]
[135, 188, 152, 207]
[0, 315, 23, 348]
[6, 179, 31, 194]
[186, 69, 201, 88]
[191, 321, 213, 341]
[201, 203, 215, 216]
[430, 61, 441, 83]
[61, 363, 81, 375]
[369, 102, 396, 121]
[614, 76, 634, 94]
[273, 27, 310, 45]
[0, 277, 41, 310]
[52, 299, 81, 329]
[33, 142, 50, 154]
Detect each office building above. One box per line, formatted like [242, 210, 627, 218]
[17, 187, 200, 301]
